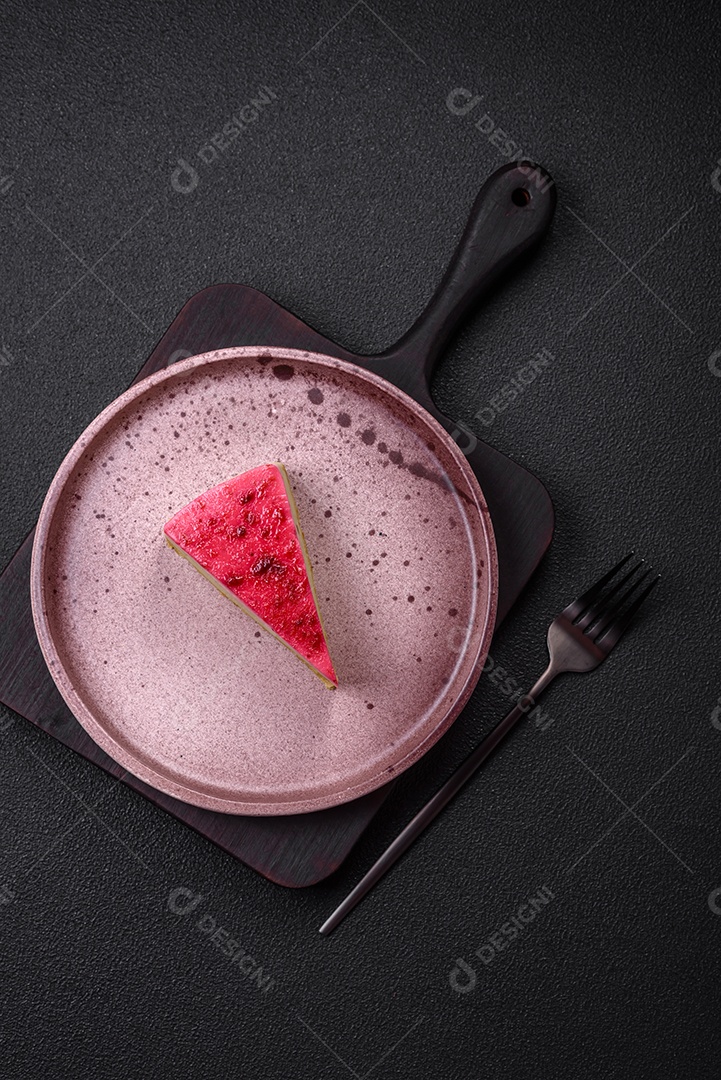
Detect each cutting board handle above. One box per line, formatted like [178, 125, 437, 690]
[375, 161, 556, 391]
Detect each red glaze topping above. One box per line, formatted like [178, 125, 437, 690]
[164, 464, 336, 685]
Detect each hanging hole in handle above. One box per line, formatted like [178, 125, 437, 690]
[511, 187, 531, 207]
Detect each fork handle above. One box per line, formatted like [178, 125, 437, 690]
[319, 663, 558, 935]
[448, 663, 557, 785]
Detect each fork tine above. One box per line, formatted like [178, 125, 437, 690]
[594, 574, 660, 652]
[562, 552, 634, 621]
[590, 568, 653, 639]
[575, 559, 646, 631]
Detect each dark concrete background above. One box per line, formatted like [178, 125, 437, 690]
[1, 1, 720, 1076]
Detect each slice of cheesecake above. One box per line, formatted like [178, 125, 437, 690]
[163, 463, 337, 688]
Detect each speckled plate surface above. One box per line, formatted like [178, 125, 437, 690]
[31, 347, 497, 815]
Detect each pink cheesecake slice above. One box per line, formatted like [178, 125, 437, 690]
[163, 463, 337, 688]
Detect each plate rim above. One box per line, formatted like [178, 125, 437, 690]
[30, 346, 498, 814]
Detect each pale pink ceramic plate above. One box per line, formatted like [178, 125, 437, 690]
[31, 348, 497, 815]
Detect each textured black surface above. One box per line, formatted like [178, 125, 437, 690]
[1, 1, 720, 1078]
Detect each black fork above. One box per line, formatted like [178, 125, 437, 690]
[320, 555, 659, 935]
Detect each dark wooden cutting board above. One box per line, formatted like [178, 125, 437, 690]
[0, 162, 556, 886]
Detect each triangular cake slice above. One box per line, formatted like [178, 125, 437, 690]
[163, 463, 337, 687]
